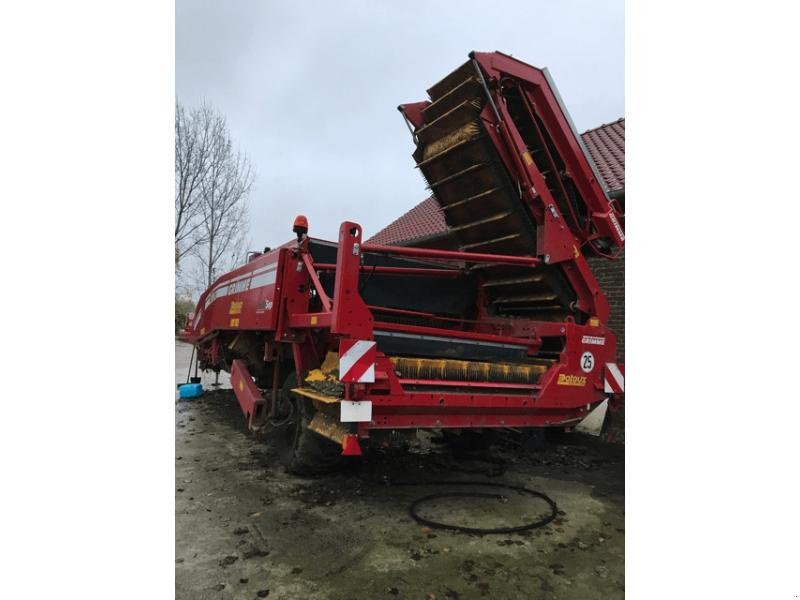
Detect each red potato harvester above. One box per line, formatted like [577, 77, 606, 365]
[179, 52, 625, 473]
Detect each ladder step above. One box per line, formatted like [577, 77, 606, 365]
[308, 411, 348, 444]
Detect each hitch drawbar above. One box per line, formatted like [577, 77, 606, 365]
[230, 360, 266, 430]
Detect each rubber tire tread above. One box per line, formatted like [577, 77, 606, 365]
[279, 373, 343, 476]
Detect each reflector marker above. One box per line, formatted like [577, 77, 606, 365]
[604, 363, 625, 393]
[339, 340, 377, 383]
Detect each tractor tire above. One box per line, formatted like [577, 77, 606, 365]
[274, 373, 343, 476]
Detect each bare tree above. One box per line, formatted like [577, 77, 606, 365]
[175, 100, 253, 293]
[175, 101, 225, 265]
[194, 116, 253, 289]
[186, 233, 250, 298]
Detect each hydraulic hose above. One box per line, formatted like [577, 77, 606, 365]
[394, 480, 559, 535]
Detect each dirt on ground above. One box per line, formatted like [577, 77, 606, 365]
[176, 390, 624, 600]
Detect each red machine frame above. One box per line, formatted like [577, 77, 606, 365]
[180, 220, 621, 443]
[179, 52, 624, 454]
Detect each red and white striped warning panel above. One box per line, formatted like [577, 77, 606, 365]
[339, 339, 377, 383]
[604, 363, 625, 393]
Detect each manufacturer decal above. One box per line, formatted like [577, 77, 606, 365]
[226, 278, 251, 295]
[580, 351, 595, 373]
[229, 300, 243, 315]
[255, 299, 274, 313]
[203, 263, 277, 311]
[582, 335, 606, 346]
[557, 374, 587, 387]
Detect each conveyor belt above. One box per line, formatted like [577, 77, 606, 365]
[411, 61, 575, 320]
[415, 62, 536, 256]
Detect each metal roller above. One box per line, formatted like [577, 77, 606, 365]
[389, 356, 549, 385]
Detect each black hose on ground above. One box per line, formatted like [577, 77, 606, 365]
[392, 480, 558, 535]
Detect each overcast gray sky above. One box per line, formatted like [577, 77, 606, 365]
[176, 0, 623, 248]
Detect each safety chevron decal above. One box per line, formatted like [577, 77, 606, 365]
[339, 339, 376, 383]
[604, 363, 625, 393]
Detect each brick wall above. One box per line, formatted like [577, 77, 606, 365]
[586, 251, 625, 443]
[587, 251, 625, 361]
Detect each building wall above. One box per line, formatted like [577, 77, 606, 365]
[587, 251, 625, 443]
[587, 252, 625, 361]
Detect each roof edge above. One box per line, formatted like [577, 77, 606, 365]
[582, 116, 625, 135]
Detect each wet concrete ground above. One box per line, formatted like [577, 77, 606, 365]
[175, 386, 624, 599]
